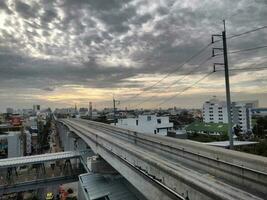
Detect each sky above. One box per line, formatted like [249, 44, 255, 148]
[0, 0, 267, 111]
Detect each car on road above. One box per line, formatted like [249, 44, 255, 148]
[45, 192, 54, 200]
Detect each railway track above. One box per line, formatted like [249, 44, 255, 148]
[71, 118, 267, 197]
[60, 119, 266, 200]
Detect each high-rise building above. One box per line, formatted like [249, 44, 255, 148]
[6, 108, 14, 114]
[89, 102, 92, 118]
[202, 98, 258, 133]
[0, 131, 23, 158]
[33, 105, 41, 113]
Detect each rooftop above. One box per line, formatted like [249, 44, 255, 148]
[79, 173, 139, 200]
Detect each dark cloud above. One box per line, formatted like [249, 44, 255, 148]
[15, 1, 39, 19]
[0, 1, 12, 14]
[0, 0, 267, 109]
[41, 9, 58, 23]
[84, 0, 129, 11]
[42, 87, 55, 91]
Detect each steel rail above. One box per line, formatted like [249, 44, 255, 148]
[62, 120, 185, 200]
[60, 121, 264, 199]
[77, 119, 267, 177]
[72, 119, 267, 198]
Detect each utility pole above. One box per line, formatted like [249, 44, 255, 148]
[89, 102, 92, 119]
[212, 20, 234, 149]
[222, 20, 234, 149]
[113, 97, 120, 125]
[113, 97, 116, 124]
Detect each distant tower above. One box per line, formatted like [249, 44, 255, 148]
[89, 102, 92, 118]
[33, 105, 40, 113]
[75, 104, 77, 113]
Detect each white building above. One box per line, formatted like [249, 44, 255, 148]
[33, 104, 41, 114]
[115, 115, 173, 136]
[26, 130, 32, 155]
[0, 131, 23, 158]
[251, 108, 267, 116]
[203, 98, 258, 133]
[54, 108, 77, 116]
[79, 108, 88, 117]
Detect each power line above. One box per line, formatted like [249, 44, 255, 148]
[215, 59, 267, 72]
[229, 45, 267, 54]
[227, 25, 267, 39]
[229, 66, 267, 71]
[215, 45, 267, 57]
[121, 25, 267, 107]
[211, 25, 267, 45]
[155, 72, 214, 108]
[132, 56, 213, 108]
[121, 24, 267, 109]
[120, 42, 213, 105]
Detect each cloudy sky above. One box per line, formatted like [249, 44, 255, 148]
[0, 0, 267, 111]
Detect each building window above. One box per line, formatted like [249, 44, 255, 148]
[136, 120, 138, 126]
[154, 130, 156, 134]
[157, 119, 161, 124]
[147, 116, 151, 121]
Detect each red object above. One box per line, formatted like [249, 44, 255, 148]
[9, 116, 22, 126]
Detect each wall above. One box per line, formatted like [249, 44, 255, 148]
[116, 115, 173, 136]
[7, 132, 21, 157]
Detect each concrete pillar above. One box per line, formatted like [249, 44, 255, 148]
[76, 138, 88, 151]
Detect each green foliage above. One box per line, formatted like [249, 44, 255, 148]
[169, 111, 195, 128]
[31, 195, 39, 200]
[255, 139, 267, 157]
[239, 139, 267, 157]
[186, 122, 228, 135]
[94, 115, 109, 124]
[37, 117, 52, 153]
[252, 116, 267, 138]
[188, 132, 228, 142]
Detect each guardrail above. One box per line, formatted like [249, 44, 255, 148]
[60, 119, 265, 200]
[74, 118, 267, 198]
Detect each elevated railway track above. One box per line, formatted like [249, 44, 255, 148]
[59, 118, 267, 200]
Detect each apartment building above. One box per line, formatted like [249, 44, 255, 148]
[203, 98, 258, 133]
[115, 115, 173, 136]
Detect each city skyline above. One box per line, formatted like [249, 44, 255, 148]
[0, 0, 267, 111]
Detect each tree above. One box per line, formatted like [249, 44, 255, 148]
[253, 116, 267, 138]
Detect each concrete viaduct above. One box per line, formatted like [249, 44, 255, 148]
[58, 118, 267, 200]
